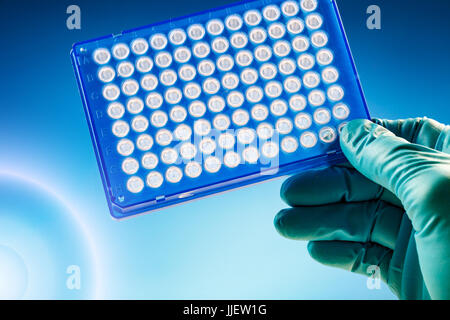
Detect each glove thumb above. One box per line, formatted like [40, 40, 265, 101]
[339, 119, 450, 233]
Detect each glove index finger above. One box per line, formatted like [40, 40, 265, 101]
[373, 117, 448, 152]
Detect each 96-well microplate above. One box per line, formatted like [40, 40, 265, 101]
[71, 0, 369, 218]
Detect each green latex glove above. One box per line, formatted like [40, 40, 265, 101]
[274, 118, 450, 299]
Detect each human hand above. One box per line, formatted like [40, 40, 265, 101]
[274, 118, 450, 299]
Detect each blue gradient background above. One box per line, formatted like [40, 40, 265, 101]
[0, 0, 449, 299]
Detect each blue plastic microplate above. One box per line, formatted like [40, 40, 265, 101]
[71, 0, 369, 219]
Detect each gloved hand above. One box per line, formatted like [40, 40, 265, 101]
[274, 118, 450, 299]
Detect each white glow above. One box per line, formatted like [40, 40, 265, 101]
[117, 139, 135, 156]
[224, 151, 241, 168]
[242, 146, 259, 163]
[203, 77, 221, 95]
[145, 92, 163, 109]
[174, 46, 191, 63]
[112, 120, 130, 138]
[276, 117, 294, 135]
[102, 84, 120, 101]
[150, 33, 168, 50]
[178, 64, 196, 81]
[300, 0, 318, 12]
[235, 50, 253, 67]
[273, 40, 291, 57]
[319, 126, 337, 143]
[127, 97, 144, 114]
[112, 43, 130, 60]
[218, 133, 235, 149]
[198, 60, 215, 76]
[122, 157, 139, 175]
[303, 71, 320, 88]
[188, 24, 205, 41]
[131, 38, 149, 55]
[213, 114, 230, 131]
[98, 66, 115, 82]
[206, 19, 224, 36]
[147, 171, 164, 188]
[117, 61, 134, 78]
[259, 63, 277, 80]
[194, 119, 211, 136]
[230, 32, 248, 49]
[282, 1, 300, 16]
[251, 104, 269, 121]
[270, 99, 288, 116]
[287, 18, 304, 34]
[127, 176, 144, 193]
[244, 10, 262, 26]
[297, 53, 315, 70]
[165, 87, 182, 104]
[278, 58, 296, 75]
[161, 147, 178, 165]
[135, 56, 153, 73]
[121, 79, 139, 96]
[300, 131, 317, 148]
[257, 122, 274, 140]
[211, 37, 229, 54]
[327, 85, 344, 101]
[333, 103, 350, 120]
[185, 161, 202, 178]
[268, 23, 286, 39]
[142, 152, 158, 169]
[237, 128, 256, 145]
[184, 82, 202, 99]
[265, 81, 283, 98]
[204, 156, 221, 173]
[246, 86, 264, 103]
[322, 67, 339, 84]
[208, 96, 226, 113]
[308, 89, 326, 106]
[199, 137, 216, 155]
[155, 129, 173, 146]
[221, 72, 239, 90]
[240, 68, 258, 85]
[160, 69, 177, 86]
[311, 31, 328, 47]
[262, 141, 279, 158]
[217, 55, 234, 71]
[131, 115, 149, 132]
[281, 136, 298, 153]
[289, 94, 307, 111]
[169, 28, 187, 45]
[314, 108, 331, 125]
[295, 112, 312, 130]
[107, 102, 125, 119]
[189, 101, 206, 117]
[316, 49, 334, 65]
[170, 106, 187, 123]
[292, 36, 310, 52]
[263, 5, 280, 21]
[254, 45, 272, 62]
[93, 48, 110, 65]
[174, 124, 192, 141]
[249, 28, 267, 44]
[227, 91, 245, 108]
[232, 109, 250, 126]
[155, 51, 172, 68]
[306, 13, 323, 29]
[284, 76, 302, 93]
[136, 134, 154, 151]
[225, 15, 243, 31]
[151, 110, 168, 128]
